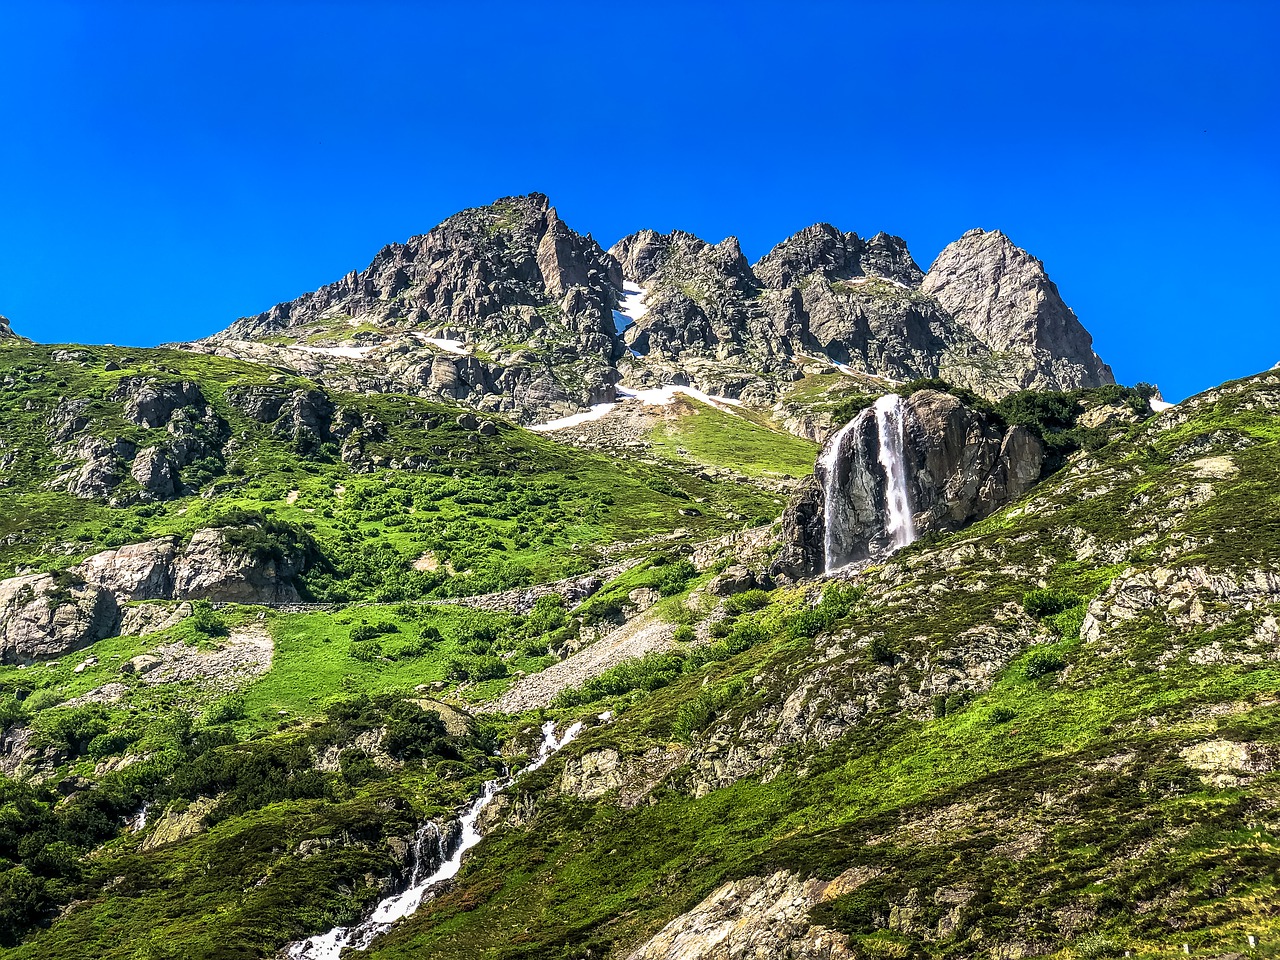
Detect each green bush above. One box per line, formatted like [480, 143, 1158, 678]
[201, 694, 247, 725]
[987, 706, 1017, 726]
[382, 702, 451, 760]
[350, 621, 399, 642]
[658, 559, 698, 597]
[1024, 649, 1066, 679]
[672, 680, 745, 742]
[190, 599, 229, 638]
[868, 636, 894, 665]
[724, 589, 771, 615]
[1022, 588, 1081, 619]
[349, 639, 382, 662]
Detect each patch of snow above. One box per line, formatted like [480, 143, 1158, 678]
[422, 337, 468, 356]
[616, 384, 745, 414]
[618, 282, 650, 323]
[293, 345, 376, 360]
[1150, 398, 1176, 412]
[528, 403, 618, 432]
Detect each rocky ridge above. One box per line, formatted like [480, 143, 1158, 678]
[191, 195, 1115, 424]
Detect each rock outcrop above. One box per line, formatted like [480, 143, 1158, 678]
[0, 529, 313, 663]
[0, 573, 120, 664]
[0, 315, 22, 341]
[48, 377, 229, 502]
[776, 389, 1044, 577]
[921, 229, 1114, 391]
[626, 869, 872, 960]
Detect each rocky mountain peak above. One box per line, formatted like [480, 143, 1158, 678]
[921, 228, 1114, 389]
[753, 225, 923, 289]
[0, 315, 21, 341]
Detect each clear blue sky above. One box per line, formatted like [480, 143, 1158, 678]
[2, 1, 1276, 401]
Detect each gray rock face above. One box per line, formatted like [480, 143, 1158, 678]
[131, 446, 179, 500]
[193, 197, 1115, 420]
[921, 229, 1114, 391]
[112, 377, 206, 429]
[50, 377, 229, 501]
[626, 869, 864, 960]
[0, 528, 313, 662]
[776, 389, 1045, 578]
[204, 194, 623, 421]
[0, 574, 120, 664]
[0, 315, 20, 341]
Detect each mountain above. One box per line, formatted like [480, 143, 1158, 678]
[3, 200, 1275, 960]
[190, 194, 1115, 425]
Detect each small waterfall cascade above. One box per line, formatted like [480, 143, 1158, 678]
[820, 418, 860, 574]
[822, 393, 917, 572]
[284, 720, 585, 959]
[873, 393, 917, 551]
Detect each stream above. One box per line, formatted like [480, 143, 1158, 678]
[284, 720, 584, 959]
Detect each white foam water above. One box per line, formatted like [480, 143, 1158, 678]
[873, 393, 917, 550]
[284, 720, 584, 959]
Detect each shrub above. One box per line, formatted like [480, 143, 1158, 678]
[724, 589, 771, 615]
[658, 559, 698, 597]
[201, 694, 246, 725]
[350, 621, 399, 642]
[1025, 649, 1066, 679]
[672, 625, 696, 644]
[829, 394, 877, 424]
[868, 637, 894, 665]
[35, 705, 110, 757]
[190, 599, 229, 638]
[349, 639, 382, 662]
[987, 706, 1016, 726]
[672, 680, 745, 741]
[1022, 588, 1081, 619]
[382, 702, 450, 760]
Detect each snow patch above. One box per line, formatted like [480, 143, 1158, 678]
[1150, 398, 1176, 412]
[293, 345, 376, 360]
[618, 282, 650, 323]
[422, 337, 468, 356]
[617, 384, 745, 413]
[528, 403, 618, 432]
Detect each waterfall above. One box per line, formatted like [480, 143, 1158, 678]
[822, 393, 917, 571]
[284, 720, 585, 959]
[820, 419, 859, 574]
[873, 393, 917, 550]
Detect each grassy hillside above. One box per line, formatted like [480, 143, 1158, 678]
[2, 336, 1278, 960]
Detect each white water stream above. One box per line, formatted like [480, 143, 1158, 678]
[820, 419, 860, 573]
[873, 393, 917, 550]
[822, 393, 917, 571]
[285, 720, 584, 959]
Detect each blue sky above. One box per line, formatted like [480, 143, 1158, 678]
[1, 1, 1276, 401]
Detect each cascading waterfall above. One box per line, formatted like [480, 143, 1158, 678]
[823, 393, 917, 572]
[873, 393, 917, 550]
[820, 419, 859, 574]
[284, 720, 585, 959]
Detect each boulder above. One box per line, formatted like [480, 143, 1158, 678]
[131, 446, 180, 500]
[707, 565, 756, 596]
[0, 573, 120, 664]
